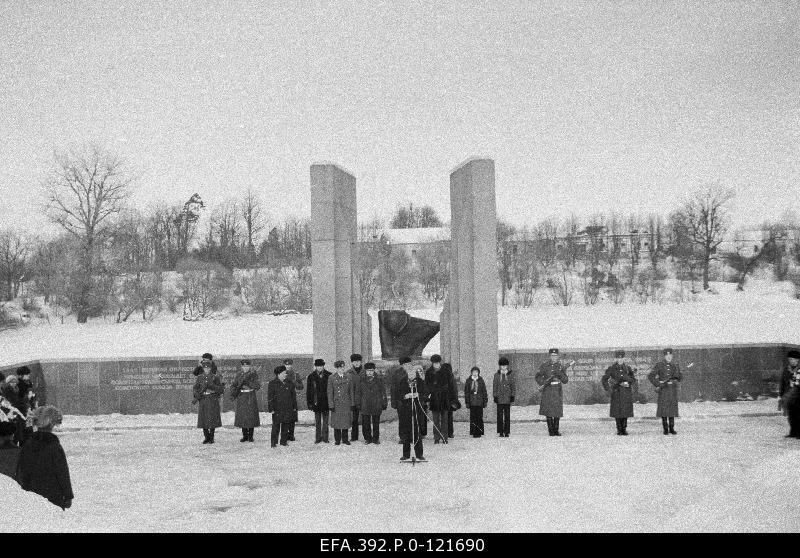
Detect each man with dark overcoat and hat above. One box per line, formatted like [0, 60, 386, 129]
[282, 358, 303, 441]
[358, 362, 387, 444]
[267, 365, 297, 448]
[648, 348, 683, 435]
[192, 355, 225, 444]
[306, 359, 331, 443]
[346, 353, 364, 441]
[425, 354, 457, 444]
[392, 360, 427, 461]
[535, 349, 570, 436]
[601, 349, 638, 435]
[779, 349, 800, 439]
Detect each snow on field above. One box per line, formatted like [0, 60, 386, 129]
[4, 401, 798, 532]
[2, 290, 800, 367]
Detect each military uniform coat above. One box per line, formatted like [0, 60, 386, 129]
[358, 375, 388, 415]
[647, 361, 682, 417]
[601, 363, 638, 418]
[425, 364, 457, 412]
[391, 374, 428, 443]
[327, 372, 354, 429]
[192, 372, 224, 428]
[230, 370, 262, 428]
[464, 376, 488, 408]
[306, 369, 331, 412]
[536, 362, 569, 417]
[267, 378, 297, 423]
[493, 370, 517, 405]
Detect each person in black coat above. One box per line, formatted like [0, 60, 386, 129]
[267, 365, 297, 448]
[0, 421, 20, 481]
[391, 361, 427, 461]
[779, 349, 800, 438]
[16, 406, 73, 510]
[1, 376, 27, 446]
[357, 362, 387, 444]
[464, 367, 488, 438]
[347, 353, 364, 441]
[192, 357, 224, 444]
[306, 359, 331, 444]
[283, 358, 303, 442]
[601, 350, 638, 435]
[425, 354, 456, 444]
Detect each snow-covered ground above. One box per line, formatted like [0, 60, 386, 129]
[4, 400, 798, 533]
[2, 286, 800, 367]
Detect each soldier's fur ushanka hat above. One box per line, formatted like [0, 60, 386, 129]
[548, 348, 559, 355]
[364, 362, 376, 370]
[614, 349, 626, 358]
[398, 356, 412, 365]
[498, 357, 509, 366]
[430, 354, 442, 363]
[314, 358, 325, 367]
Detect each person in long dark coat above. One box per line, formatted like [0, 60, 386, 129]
[327, 360, 353, 445]
[648, 348, 683, 435]
[0, 421, 20, 481]
[16, 406, 73, 510]
[192, 357, 224, 444]
[358, 362, 387, 444]
[283, 358, 303, 441]
[601, 349, 638, 435]
[391, 363, 427, 461]
[230, 358, 261, 442]
[464, 366, 488, 438]
[535, 348, 571, 436]
[346, 353, 364, 441]
[493, 357, 516, 437]
[779, 349, 800, 439]
[306, 359, 331, 443]
[425, 354, 456, 444]
[267, 365, 297, 448]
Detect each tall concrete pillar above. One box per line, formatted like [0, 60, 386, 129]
[310, 163, 371, 364]
[447, 158, 499, 399]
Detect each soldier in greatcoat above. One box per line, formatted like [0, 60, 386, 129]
[347, 354, 364, 441]
[306, 359, 331, 443]
[536, 348, 570, 436]
[267, 365, 297, 448]
[464, 366, 488, 438]
[425, 354, 457, 444]
[192, 356, 225, 444]
[327, 360, 353, 445]
[493, 357, 516, 437]
[358, 362, 387, 444]
[779, 349, 800, 439]
[647, 348, 683, 435]
[282, 358, 303, 442]
[230, 358, 261, 442]
[601, 349, 638, 435]
[391, 362, 427, 461]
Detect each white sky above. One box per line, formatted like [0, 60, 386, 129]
[1, 0, 798, 238]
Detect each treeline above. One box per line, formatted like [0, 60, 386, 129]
[1, 146, 799, 326]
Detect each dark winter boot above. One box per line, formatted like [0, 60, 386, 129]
[621, 418, 629, 435]
[546, 417, 554, 436]
[202, 429, 210, 444]
[209, 429, 216, 444]
[668, 417, 676, 435]
[553, 418, 561, 436]
[241, 428, 248, 442]
[248, 428, 255, 442]
[615, 419, 623, 435]
[662, 417, 669, 435]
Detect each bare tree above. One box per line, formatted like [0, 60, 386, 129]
[356, 219, 386, 310]
[416, 241, 450, 307]
[535, 218, 559, 276]
[510, 227, 540, 307]
[240, 187, 266, 268]
[497, 219, 517, 306]
[726, 225, 787, 291]
[559, 214, 581, 270]
[43, 145, 135, 322]
[678, 182, 736, 290]
[0, 230, 30, 301]
[647, 213, 665, 272]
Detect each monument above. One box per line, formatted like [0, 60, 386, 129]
[441, 158, 500, 399]
[310, 163, 371, 364]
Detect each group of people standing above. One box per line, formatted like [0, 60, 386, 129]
[190, 345, 800, 459]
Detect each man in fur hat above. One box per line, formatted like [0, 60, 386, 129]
[306, 359, 331, 443]
[283, 358, 303, 441]
[425, 354, 457, 444]
[392, 361, 427, 461]
[267, 365, 297, 448]
[327, 360, 354, 445]
[779, 349, 800, 438]
[494, 356, 516, 437]
[346, 354, 364, 441]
